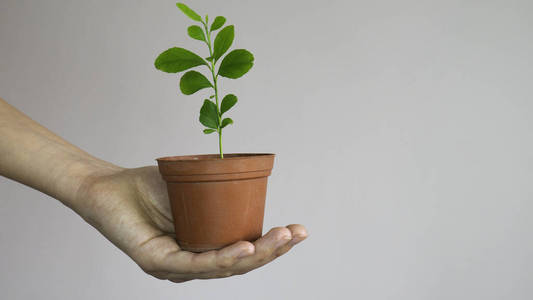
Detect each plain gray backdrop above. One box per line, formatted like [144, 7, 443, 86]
[1, 0, 533, 299]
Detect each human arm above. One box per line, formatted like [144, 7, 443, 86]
[0, 98, 308, 282]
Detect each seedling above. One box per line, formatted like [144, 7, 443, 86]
[155, 2, 254, 159]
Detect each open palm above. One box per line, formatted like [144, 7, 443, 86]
[76, 166, 307, 282]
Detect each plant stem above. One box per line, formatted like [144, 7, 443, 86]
[219, 130, 223, 158]
[203, 21, 223, 159]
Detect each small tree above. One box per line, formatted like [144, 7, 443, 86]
[155, 3, 254, 159]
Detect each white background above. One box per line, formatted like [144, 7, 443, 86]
[1, 0, 532, 299]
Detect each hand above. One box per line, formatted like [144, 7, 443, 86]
[0, 98, 307, 282]
[76, 166, 308, 282]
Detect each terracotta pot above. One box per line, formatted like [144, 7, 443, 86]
[156, 153, 275, 252]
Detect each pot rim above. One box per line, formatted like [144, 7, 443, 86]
[156, 153, 275, 163]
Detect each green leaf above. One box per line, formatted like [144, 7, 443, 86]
[218, 49, 254, 79]
[179, 71, 212, 95]
[221, 118, 234, 128]
[220, 94, 237, 115]
[203, 128, 217, 134]
[176, 3, 202, 22]
[209, 95, 215, 99]
[205, 56, 214, 62]
[187, 25, 205, 42]
[210, 16, 226, 31]
[213, 25, 234, 61]
[199, 99, 219, 129]
[154, 47, 207, 73]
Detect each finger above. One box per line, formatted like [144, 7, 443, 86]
[275, 224, 308, 256]
[145, 270, 171, 280]
[215, 241, 255, 268]
[167, 227, 292, 280]
[233, 227, 292, 270]
[254, 226, 293, 258]
[157, 240, 254, 275]
[230, 225, 310, 275]
[183, 270, 235, 280]
[164, 225, 307, 280]
[168, 278, 192, 283]
[286, 224, 308, 242]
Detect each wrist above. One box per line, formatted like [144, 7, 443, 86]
[55, 154, 124, 213]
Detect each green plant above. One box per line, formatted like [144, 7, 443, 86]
[154, 2, 254, 159]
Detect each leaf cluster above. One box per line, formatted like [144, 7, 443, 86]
[154, 3, 254, 140]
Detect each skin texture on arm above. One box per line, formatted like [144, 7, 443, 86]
[0, 97, 307, 282]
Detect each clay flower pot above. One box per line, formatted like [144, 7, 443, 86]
[156, 153, 275, 252]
